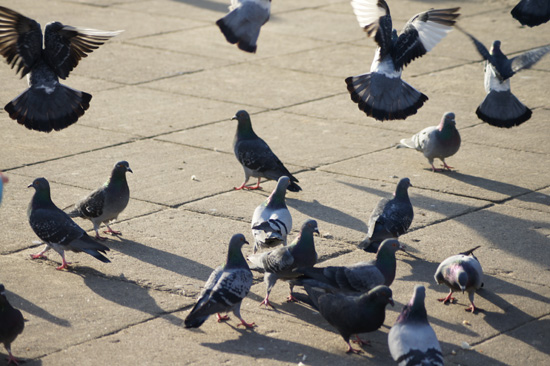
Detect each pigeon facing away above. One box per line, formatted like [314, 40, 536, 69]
[248, 219, 319, 308]
[251, 176, 293, 253]
[66, 161, 132, 240]
[346, 0, 459, 121]
[184, 234, 254, 328]
[388, 285, 443, 366]
[232, 110, 301, 192]
[359, 178, 414, 253]
[0, 284, 24, 366]
[435, 246, 484, 313]
[216, 0, 271, 53]
[0, 6, 122, 132]
[0, 172, 8, 206]
[398, 112, 461, 172]
[28, 178, 110, 270]
[511, 0, 550, 27]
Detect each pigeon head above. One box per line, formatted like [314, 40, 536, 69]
[377, 239, 404, 255]
[397, 285, 428, 324]
[490, 40, 502, 55]
[300, 219, 320, 236]
[457, 269, 469, 293]
[376, 239, 403, 286]
[267, 176, 290, 205]
[27, 177, 50, 192]
[394, 178, 412, 198]
[226, 233, 249, 269]
[232, 110, 256, 138]
[368, 285, 394, 307]
[439, 112, 456, 131]
[113, 161, 132, 175]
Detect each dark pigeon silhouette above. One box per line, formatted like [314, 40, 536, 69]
[511, 0, 550, 27]
[0, 284, 24, 366]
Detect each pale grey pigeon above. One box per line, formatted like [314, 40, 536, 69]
[398, 112, 461, 172]
[0, 172, 8, 206]
[0, 284, 25, 366]
[0, 6, 122, 132]
[346, 0, 459, 121]
[184, 234, 254, 328]
[511, 0, 550, 27]
[389, 285, 443, 366]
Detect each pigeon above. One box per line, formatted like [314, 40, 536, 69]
[388, 285, 443, 366]
[184, 234, 254, 329]
[232, 110, 301, 192]
[304, 284, 394, 354]
[0, 172, 8, 206]
[66, 161, 132, 240]
[458, 27, 550, 127]
[0, 284, 24, 366]
[346, 0, 459, 121]
[511, 0, 550, 27]
[251, 176, 293, 254]
[248, 219, 319, 308]
[28, 178, 110, 270]
[0, 6, 122, 132]
[434, 246, 484, 313]
[359, 178, 414, 253]
[216, 0, 271, 53]
[397, 112, 461, 172]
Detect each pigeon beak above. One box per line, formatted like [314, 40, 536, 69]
[314, 228, 320, 236]
[27, 182, 34, 188]
[399, 243, 407, 252]
[127, 167, 133, 174]
[244, 240, 249, 245]
[389, 297, 395, 306]
[231, 115, 237, 120]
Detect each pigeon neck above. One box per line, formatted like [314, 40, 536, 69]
[236, 119, 258, 140]
[376, 249, 396, 286]
[398, 292, 428, 324]
[225, 244, 249, 270]
[31, 188, 54, 208]
[290, 231, 316, 258]
[266, 187, 287, 208]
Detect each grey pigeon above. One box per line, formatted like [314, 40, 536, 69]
[511, 0, 550, 27]
[28, 178, 110, 270]
[346, 0, 459, 121]
[388, 285, 443, 366]
[232, 110, 301, 192]
[248, 219, 319, 308]
[0, 6, 122, 132]
[66, 161, 132, 240]
[359, 178, 414, 253]
[304, 284, 394, 354]
[398, 112, 461, 172]
[0, 284, 24, 366]
[251, 176, 293, 253]
[216, 0, 271, 53]
[435, 246, 484, 313]
[184, 234, 254, 328]
[0, 172, 7, 206]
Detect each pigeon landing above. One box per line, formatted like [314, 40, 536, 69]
[0, 284, 24, 366]
[346, 0, 459, 121]
[28, 178, 110, 270]
[184, 234, 254, 329]
[0, 172, 8, 206]
[398, 112, 461, 172]
[66, 161, 132, 240]
[216, 0, 271, 53]
[232, 110, 301, 192]
[0, 6, 122, 132]
[511, 0, 550, 27]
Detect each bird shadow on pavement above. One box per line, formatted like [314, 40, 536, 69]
[6, 290, 71, 328]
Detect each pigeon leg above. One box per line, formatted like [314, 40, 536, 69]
[236, 318, 255, 328]
[438, 290, 455, 304]
[56, 254, 71, 271]
[259, 294, 275, 309]
[352, 334, 371, 346]
[286, 294, 298, 302]
[244, 178, 262, 190]
[94, 228, 108, 241]
[104, 224, 122, 236]
[30, 244, 51, 259]
[6, 347, 19, 366]
[345, 341, 362, 354]
[216, 313, 230, 322]
[431, 163, 443, 172]
[442, 161, 454, 170]
[234, 176, 250, 190]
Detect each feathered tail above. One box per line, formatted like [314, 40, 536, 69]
[476, 90, 532, 128]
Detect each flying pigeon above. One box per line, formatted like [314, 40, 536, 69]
[28, 178, 110, 270]
[66, 161, 132, 240]
[248, 219, 319, 308]
[346, 0, 460, 121]
[232, 110, 301, 192]
[184, 234, 254, 328]
[304, 284, 394, 354]
[359, 178, 414, 253]
[511, 0, 550, 27]
[0, 284, 24, 366]
[458, 27, 550, 127]
[435, 246, 484, 313]
[397, 112, 461, 172]
[388, 285, 443, 366]
[0, 6, 122, 132]
[216, 0, 271, 53]
[0, 172, 8, 206]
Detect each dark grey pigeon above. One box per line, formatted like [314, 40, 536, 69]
[0, 6, 121, 132]
[28, 178, 110, 270]
[511, 0, 550, 27]
[346, 0, 459, 121]
[0, 284, 24, 366]
[216, 0, 271, 53]
[66, 161, 132, 240]
[248, 219, 319, 308]
[435, 246, 484, 313]
[359, 178, 413, 253]
[184, 234, 254, 328]
[232, 110, 301, 192]
[304, 285, 393, 354]
[388, 285, 443, 366]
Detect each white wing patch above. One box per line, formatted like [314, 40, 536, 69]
[351, 0, 387, 28]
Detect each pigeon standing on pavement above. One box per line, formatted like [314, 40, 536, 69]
[0, 172, 8, 206]
[0, 284, 24, 366]
[511, 0, 550, 27]
[251, 176, 293, 253]
[346, 0, 460, 121]
[184, 234, 255, 328]
[388, 285, 443, 366]
[435, 246, 484, 313]
[232, 110, 301, 192]
[28, 178, 110, 270]
[397, 112, 461, 172]
[359, 178, 414, 253]
[0, 6, 122, 132]
[216, 0, 271, 53]
[66, 161, 132, 240]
